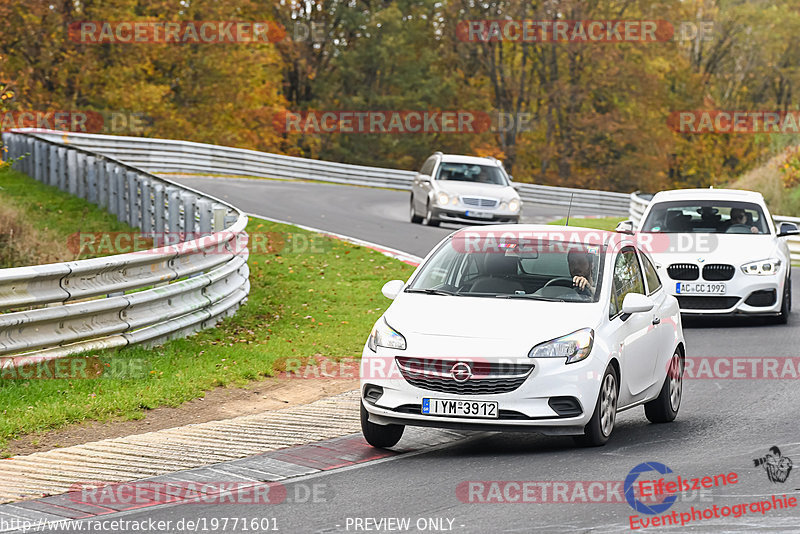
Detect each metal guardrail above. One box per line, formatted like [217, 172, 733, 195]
[28, 130, 631, 216]
[629, 191, 800, 262]
[0, 131, 250, 364]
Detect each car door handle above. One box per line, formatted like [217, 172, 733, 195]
[652, 317, 661, 325]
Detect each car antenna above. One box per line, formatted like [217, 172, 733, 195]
[565, 193, 574, 226]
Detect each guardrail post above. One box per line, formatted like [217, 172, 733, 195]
[153, 184, 165, 234]
[76, 152, 87, 199]
[57, 147, 68, 190]
[86, 155, 98, 204]
[140, 177, 152, 233]
[213, 205, 227, 231]
[128, 172, 141, 228]
[117, 166, 128, 223]
[67, 149, 78, 195]
[48, 144, 58, 186]
[167, 187, 181, 233]
[97, 158, 108, 209]
[181, 192, 197, 234]
[107, 163, 118, 217]
[33, 140, 43, 182]
[197, 199, 212, 233]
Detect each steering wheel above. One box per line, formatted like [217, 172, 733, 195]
[543, 277, 576, 288]
[726, 224, 752, 234]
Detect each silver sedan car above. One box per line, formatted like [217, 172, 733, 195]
[410, 153, 522, 226]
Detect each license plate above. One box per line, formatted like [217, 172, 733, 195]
[421, 398, 498, 418]
[676, 282, 727, 295]
[465, 211, 493, 219]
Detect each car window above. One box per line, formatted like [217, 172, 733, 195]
[407, 236, 605, 302]
[419, 157, 436, 176]
[641, 253, 662, 295]
[610, 247, 645, 317]
[435, 163, 507, 185]
[641, 200, 769, 234]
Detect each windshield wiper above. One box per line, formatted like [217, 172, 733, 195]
[404, 288, 457, 296]
[498, 294, 566, 302]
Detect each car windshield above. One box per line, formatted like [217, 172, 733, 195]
[406, 238, 604, 302]
[435, 163, 508, 185]
[641, 200, 770, 234]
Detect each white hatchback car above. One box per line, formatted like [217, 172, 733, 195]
[410, 153, 521, 226]
[633, 189, 799, 322]
[360, 225, 685, 448]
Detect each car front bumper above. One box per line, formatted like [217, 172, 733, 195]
[359, 346, 608, 434]
[662, 271, 786, 316]
[430, 205, 520, 224]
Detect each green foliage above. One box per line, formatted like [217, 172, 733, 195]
[3, 0, 800, 191]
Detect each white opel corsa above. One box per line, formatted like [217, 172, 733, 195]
[633, 189, 799, 322]
[360, 225, 686, 448]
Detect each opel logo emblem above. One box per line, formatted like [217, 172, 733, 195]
[450, 362, 472, 383]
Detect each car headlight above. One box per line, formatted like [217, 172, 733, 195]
[508, 199, 520, 212]
[436, 192, 450, 206]
[741, 258, 782, 275]
[367, 319, 407, 352]
[528, 328, 594, 364]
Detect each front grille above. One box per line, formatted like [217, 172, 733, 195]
[395, 357, 533, 395]
[461, 197, 499, 208]
[702, 264, 735, 281]
[745, 289, 777, 307]
[676, 296, 740, 310]
[667, 263, 699, 281]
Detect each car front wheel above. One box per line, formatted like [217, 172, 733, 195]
[361, 402, 404, 448]
[644, 349, 683, 423]
[422, 201, 440, 227]
[574, 365, 618, 447]
[409, 196, 423, 224]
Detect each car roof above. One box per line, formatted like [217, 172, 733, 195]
[438, 154, 502, 166]
[650, 188, 765, 203]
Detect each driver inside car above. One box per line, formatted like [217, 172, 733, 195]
[728, 207, 760, 234]
[568, 250, 596, 297]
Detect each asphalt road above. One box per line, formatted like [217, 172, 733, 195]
[170, 176, 606, 258]
[42, 177, 800, 533]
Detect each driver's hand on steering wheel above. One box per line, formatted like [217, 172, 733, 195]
[573, 275, 590, 290]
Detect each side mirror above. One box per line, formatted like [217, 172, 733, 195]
[777, 222, 800, 237]
[511, 182, 521, 191]
[621, 293, 655, 315]
[381, 280, 405, 300]
[616, 220, 634, 234]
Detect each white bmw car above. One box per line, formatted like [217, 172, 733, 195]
[360, 225, 685, 448]
[633, 189, 799, 322]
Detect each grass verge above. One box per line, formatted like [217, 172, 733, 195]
[547, 216, 626, 231]
[0, 213, 413, 454]
[0, 167, 134, 267]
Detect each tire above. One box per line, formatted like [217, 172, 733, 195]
[422, 201, 440, 227]
[361, 402, 404, 448]
[644, 349, 683, 423]
[773, 277, 791, 324]
[409, 196, 423, 224]
[574, 365, 618, 447]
